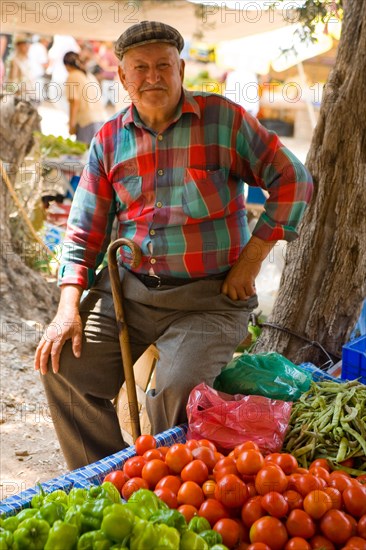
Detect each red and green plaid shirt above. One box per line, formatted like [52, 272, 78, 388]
[59, 90, 313, 289]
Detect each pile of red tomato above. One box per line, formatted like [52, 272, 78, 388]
[103, 435, 366, 550]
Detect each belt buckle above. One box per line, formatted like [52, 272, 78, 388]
[151, 274, 161, 288]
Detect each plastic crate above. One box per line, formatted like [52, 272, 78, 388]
[341, 334, 366, 383]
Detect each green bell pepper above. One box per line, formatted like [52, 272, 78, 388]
[0, 528, 13, 550]
[129, 517, 159, 550]
[110, 545, 128, 550]
[101, 504, 135, 542]
[88, 483, 121, 504]
[44, 520, 78, 550]
[155, 523, 180, 549]
[36, 501, 66, 526]
[150, 509, 187, 534]
[30, 484, 47, 509]
[13, 517, 50, 550]
[199, 530, 223, 547]
[180, 530, 209, 550]
[125, 489, 167, 521]
[77, 529, 112, 549]
[80, 498, 113, 533]
[68, 488, 89, 507]
[64, 505, 83, 533]
[15, 508, 38, 523]
[210, 545, 229, 550]
[44, 489, 68, 507]
[187, 516, 211, 534]
[1, 515, 19, 532]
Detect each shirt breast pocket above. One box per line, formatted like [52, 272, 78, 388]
[114, 176, 144, 217]
[182, 168, 229, 220]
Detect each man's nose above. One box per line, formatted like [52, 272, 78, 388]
[145, 67, 161, 84]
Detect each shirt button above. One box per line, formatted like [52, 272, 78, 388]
[149, 229, 155, 236]
[157, 169, 164, 176]
[158, 135, 163, 141]
[150, 258, 156, 264]
[156, 201, 163, 208]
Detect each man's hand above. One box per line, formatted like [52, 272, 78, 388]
[34, 285, 84, 375]
[221, 236, 277, 301]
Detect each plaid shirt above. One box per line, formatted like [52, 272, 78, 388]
[59, 90, 313, 289]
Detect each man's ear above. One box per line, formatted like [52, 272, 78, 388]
[117, 66, 127, 90]
[180, 59, 185, 82]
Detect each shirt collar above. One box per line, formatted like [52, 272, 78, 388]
[121, 88, 201, 130]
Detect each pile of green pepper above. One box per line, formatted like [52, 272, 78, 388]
[0, 484, 229, 549]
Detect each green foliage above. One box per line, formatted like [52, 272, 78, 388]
[34, 132, 88, 158]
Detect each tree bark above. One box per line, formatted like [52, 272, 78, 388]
[255, 0, 366, 366]
[0, 94, 60, 323]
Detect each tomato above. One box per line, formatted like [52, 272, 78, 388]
[286, 509, 316, 539]
[271, 453, 299, 475]
[198, 498, 229, 527]
[214, 473, 248, 508]
[134, 434, 156, 455]
[234, 441, 260, 457]
[320, 509, 353, 545]
[323, 486, 342, 510]
[213, 456, 236, 473]
[177, 480, 204, 508]
[309, 466, 330, 484]
[181, 459, 209, 485]
[357, 514, 366, 538]
[103, 470, 127, 493]
[237, 450, 265, 476]
[142, 448, 164, 461]
[309, 458, 330, 472]
[346, 513, 359, 537]
[264, 453, 281, 464]
[247, 544, 271, 550]
[197, 439, 217, 452]
[285, 537, 311, 550]
[260, 491, 289, 518]
[202, 479, 216, 499]
[294, 474, 324, 496]
[165, 443, 193, 474]
[247, 481, 258, 498]
[255, 465, 288, 495]
[343, 485, 366, 518]
[250, 516, 288, 550]
[213, 518, 241, 548]
[191, 446, 217, 471]
[158, 445, 169, 456]
[155, 474, 182, 494]
[303, 490, 333, 520]
[185, 439, 200, 451]
[214, 464, 240, 481]
[141, 458, 170, 489]
[123, 456, 147, 479]
[309, 535, 336, 550]
[177, 504, 197, 523]
[344, 536, 366, 549]
[154, 487, 178, 508]
[340, 457, 355, 468]
[283, 490, 303, 511]
[328, 471, 354, 492]
[121, 476, 148, 500]
[241, 495, 266, 528]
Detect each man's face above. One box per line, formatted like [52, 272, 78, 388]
[118, 43, 185, 117]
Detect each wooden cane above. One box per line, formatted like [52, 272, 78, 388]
[107, 238, 142, 442]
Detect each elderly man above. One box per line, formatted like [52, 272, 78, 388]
[35, 21, 313, 469]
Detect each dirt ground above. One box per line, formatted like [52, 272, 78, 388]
[0, 319, 68, 503]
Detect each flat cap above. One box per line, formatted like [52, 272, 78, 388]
[115, 20, 184, 60]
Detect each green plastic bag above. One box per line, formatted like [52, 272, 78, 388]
[213, 352, 312, 401]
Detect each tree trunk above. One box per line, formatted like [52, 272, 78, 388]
[255, 0, 366, 366]
[0, 94, 60, 324]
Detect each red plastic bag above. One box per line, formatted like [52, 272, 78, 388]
[186, 383, 292, 454]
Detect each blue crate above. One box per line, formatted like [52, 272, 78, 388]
[341, 334, 366, 383]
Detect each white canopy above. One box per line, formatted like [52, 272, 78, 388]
[1, 0, 294, 42]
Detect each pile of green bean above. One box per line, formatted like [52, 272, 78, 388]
[283, 380, 366, 472]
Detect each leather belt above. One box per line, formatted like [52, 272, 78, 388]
[132, 271, 229, 288]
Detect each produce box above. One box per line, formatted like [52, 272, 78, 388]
[342, 334, 366, 383]
[0, 426, 187, 517]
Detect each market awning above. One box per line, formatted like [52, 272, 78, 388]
[1, 0, 294, 42]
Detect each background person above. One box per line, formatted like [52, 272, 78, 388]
[6, 34, 34, 100]
[35, 21, 313, 470]
[63, 51, 107, 145]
